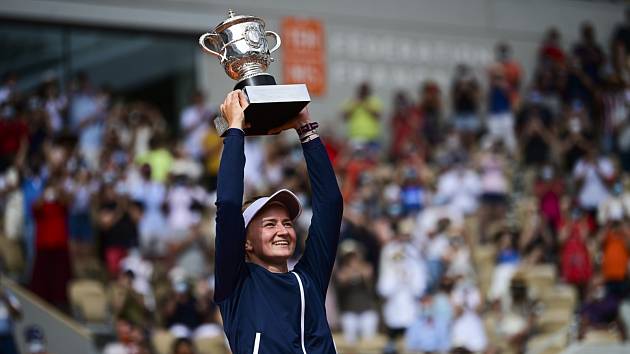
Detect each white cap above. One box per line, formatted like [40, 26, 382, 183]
[243, 189, 302, 229]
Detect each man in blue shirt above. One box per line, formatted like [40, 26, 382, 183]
[214, 90, 343, 353]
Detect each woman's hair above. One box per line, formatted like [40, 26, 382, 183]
[241, 195, 267, 213]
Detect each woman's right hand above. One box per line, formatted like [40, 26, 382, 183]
[220, 90, 250, 130]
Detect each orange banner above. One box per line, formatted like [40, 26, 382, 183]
[281, 17, 326, 96]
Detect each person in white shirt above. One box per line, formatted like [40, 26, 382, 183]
[179, 90, 216, 161]
[126, 164, 168, 256]
[378, 232, 427, 353]
[451, 279, 487, 352]
[435, 161, 482, 216]
[572, 149, 615, 211]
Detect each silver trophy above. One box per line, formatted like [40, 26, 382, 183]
[199, 9, 311, 136]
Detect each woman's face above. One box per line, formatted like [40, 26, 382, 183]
[246, 203, 297, 266]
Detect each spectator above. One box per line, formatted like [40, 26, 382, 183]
[559, 207, 593, 301]
[0, 279, 21, 354]
[179, 90, 216, 161]
[378, 230, 427, 354]
[390, 91, 419, 159]
[520, 115, 553, 167]
[498, 277, 540, 354]
[69, 73, 108, 169]
[127, 163, 168, 256]
[486, 57, 517, 153]
[334, 240, 379, 344]
[0, 72, 17, 106]
[618, 118, 630, 173]
[103, 318, 150, 354]
[23, 325, 51, 354]
[539, 27, 566, 66]
[164, 175, 210, 279]
[342, 82, 383, 149]
[598, 216, 629, 298]
[578, 276, 626, 341]
[135, 135, 173, 183]
[40, 78, 67, 134]
[96, 196, 141, 277]
[64, 168, 97, 261]
[434, 159, 482, 216]
[451, 64, 481, 137]
[573, 148, 616, 212]
[1, 168, 23, 250]
[399, 167, 426, 216]
[598, 181, 627, 225]
[416, 81, 443, 146]
[573, 22, 606, 85]
[110, 269, 152, 328]
[171, 337, 196, 354]
[19, 157, 47, 280]
[164, 280, 208, 338]
[488, 230, 521, 302]
[611, 8, 630, 78]
[201, 121, 222, 192]
[495, 42, 523, 106]
[451, 280, 487, 353]
[0, 99, 28, 174]
[405, 293, 451, 353]
[29, 180, 72, 309]
[534, 166, 564, 232]
[423, 218, 452, 292]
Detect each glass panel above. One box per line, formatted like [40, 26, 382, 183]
[68, 29, 196, 126]
[0, 22, 197, 126]
[0, 22, 65, 92]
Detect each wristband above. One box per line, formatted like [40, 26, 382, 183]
[296, 122, 319, 138]
[300, 133, 319, 144]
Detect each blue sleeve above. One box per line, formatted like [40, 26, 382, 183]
[214, 128, 247, 303]
[295, 137, 344, 295]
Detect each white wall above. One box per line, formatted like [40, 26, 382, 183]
[0, 0, 624, 126]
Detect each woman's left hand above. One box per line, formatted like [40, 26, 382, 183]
[267, 107, 311, 135]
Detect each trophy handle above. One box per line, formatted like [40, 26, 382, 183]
[265, 31, 281, 53]
[199, 33, 227, 62]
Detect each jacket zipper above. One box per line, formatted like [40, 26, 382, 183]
[253, 332, 261, 354]
[291, 271, 307, 354]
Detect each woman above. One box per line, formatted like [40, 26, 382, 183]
[215, 90, 343, 353]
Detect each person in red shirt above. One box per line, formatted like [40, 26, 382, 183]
[495, 42, 523, 107]
[0, 102, 29, 173]
[539, 27, 566, 66]
[29, 180, 72, 309]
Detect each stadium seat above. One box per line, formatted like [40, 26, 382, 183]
[68, 279, 108, 323]
[541, 285, 577, 313]
[0, 235, 24, 275]
[527, 331, 567, 354]
[582, 329, 621, 344]
[523, 264, 556, 298]
[152, 329, 175, 354]
[537, 308, 572, 334]
[194, 336, 229, 354]
[332, 333, 392, 354]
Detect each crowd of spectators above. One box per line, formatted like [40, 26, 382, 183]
[1, 12, 630, 354]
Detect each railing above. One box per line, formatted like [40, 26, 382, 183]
[0, 277, 99, 354]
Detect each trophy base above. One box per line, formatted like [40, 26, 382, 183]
[234, 74, 276, 90]
[214, 84, 311, 136]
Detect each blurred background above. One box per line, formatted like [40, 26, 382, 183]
[0, 0, 629, 354]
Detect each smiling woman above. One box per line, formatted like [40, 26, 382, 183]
[213, 90, 343, 354]
[244, 194, 301, 273]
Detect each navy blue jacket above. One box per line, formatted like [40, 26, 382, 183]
[215, 129, 343, 354]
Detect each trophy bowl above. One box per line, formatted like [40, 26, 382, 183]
[199, 9, 311, 136]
